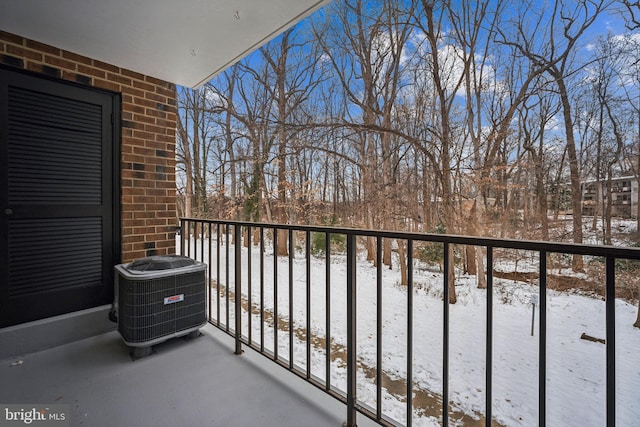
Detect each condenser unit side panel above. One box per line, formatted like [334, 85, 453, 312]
[173, 272, 207, 332]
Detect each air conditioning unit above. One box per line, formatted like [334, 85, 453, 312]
[113, 255, 207, 358]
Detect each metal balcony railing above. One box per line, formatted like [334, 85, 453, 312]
[179, 218, 640, 427]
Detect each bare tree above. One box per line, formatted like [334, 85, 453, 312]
[595, 36, 628, 244]
[621, 0, 640, 29]
[410, 0, 467, 302]
[312, 0, 414, 265]
[520, 78, 561, 241]
[256, 27, 327, 254]
[498, 0, 613, 270]
[176, 86, 219, 220]
[409, 0, 508, 301]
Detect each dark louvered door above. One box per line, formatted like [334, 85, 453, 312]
[0, 68, 119, 327]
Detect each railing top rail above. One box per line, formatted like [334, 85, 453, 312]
[179, 217, 640, 260]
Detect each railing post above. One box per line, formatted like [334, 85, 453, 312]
[226, 226, 230, 331]
[486, 246, 494, 426]
[273, 228, 279, 360]
[325, 231, 332, 392]
[442, 242, 450, 427]
[179, 219, 185, 256]
[306, 230, 312, 380]
[234, 224, 243, 355]
[208, 222, 212, 323]
[539, 251, 547, 427]
[247, 225, 252, 345]
[606, 256, 616, 427]
[376, 236, 383, 421]
[185, 220, 190, 257]
[346, 233, 357, 427]
[216, 223, 221, 327]
[407, 239, 413, 427]
[289, 228, 294, 368]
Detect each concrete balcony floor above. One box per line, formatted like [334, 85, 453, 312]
[1, 324, 376, 427]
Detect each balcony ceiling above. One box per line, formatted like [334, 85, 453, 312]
[0, 0, 329, 88]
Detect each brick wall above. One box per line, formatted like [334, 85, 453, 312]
[0, 31, 177, 262]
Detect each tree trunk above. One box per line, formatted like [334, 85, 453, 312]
[398, 240, 407, 286]
[423, 1, 456, 303]
[184, 172, 193, 221]
[604, 175, 613, 245]
[366, 209, 376, 264]
[466, 245, 477, 275]
[466, 199, 486, 289]
[383, 237, 392, 268]
[224, 75, 238, 220]
[556, 75, 583, 270]
[447, 245, 457, 304]
[253, 228, 260, 247]
[277, 229, 289, 256]
[475, 247, 487, 289]
[552, 146, 568, 222]
[274, 32, 291, 257]
[536, 135, 549, 241]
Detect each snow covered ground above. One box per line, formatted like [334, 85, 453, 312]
[178, 234, 640, 427]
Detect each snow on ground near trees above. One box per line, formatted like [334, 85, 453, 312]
[178, 236, 640, 427]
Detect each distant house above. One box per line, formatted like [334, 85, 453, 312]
[581, 176, 639, 218]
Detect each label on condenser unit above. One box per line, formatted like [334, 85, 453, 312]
[164, 294, 184, 305]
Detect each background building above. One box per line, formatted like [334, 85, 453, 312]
[582, 176, 639, 218]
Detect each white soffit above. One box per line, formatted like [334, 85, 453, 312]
[0, 0, 330, 88]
